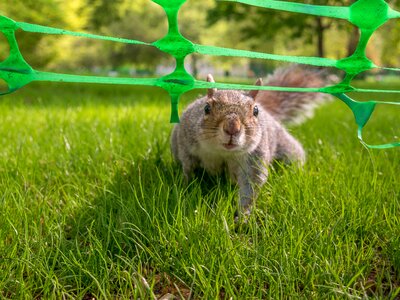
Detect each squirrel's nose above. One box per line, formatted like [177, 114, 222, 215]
[223, 119, 241, 136]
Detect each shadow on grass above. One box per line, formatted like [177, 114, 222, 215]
[59, 149, 237, 298]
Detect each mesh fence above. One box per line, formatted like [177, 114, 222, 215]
[0, 0, 399, 148]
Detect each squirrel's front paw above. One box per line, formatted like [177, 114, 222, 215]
[234, 207, 252, 224]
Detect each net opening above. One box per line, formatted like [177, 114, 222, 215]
[0, 78, 9, 94]
[0, 31, 10, 62]
[361, 102, 400, 146]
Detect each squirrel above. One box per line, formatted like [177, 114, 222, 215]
[171, 65, 328, 216]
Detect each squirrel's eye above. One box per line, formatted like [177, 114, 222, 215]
[204, 103, 211, 115]
[253, 105, 259, 117]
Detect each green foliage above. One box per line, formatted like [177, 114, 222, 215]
[86, 0, 126, 30]
[82, 0, 169, 68]
[104, 4, 168, 68]
[380, 18, 400, 66]
[208, 0, 353, 58]
[0, 0, 65, 68]
[2, 0, 400, 72]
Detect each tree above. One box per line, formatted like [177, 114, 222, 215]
[207, 0, 353, 58]
[81, 0, 168, 70]
[178, 0, 218, 77]
[378, 0, 400, 67]
[0, 0, 66, 68]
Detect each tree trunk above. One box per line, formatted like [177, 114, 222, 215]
[347, 26, 360, 57]
[191, 54, 198, 78]
[316, 17, 325, 57]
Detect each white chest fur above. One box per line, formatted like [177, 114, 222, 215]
[191, 143, 248, 180]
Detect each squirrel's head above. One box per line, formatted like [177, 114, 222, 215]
[199, 74, 263, 153]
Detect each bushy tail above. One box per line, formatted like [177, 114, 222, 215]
[255, 65, 331, 125]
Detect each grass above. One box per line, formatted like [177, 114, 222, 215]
[0, 81, 399, 299]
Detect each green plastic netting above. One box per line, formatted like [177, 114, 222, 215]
[0, 0, 399, 148]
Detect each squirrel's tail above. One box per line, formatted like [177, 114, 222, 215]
[255, 65, 331, 125]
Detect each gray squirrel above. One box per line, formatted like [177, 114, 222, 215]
[171, 65, 328, 216]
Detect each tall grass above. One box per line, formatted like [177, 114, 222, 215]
[0, 82, 399, 299]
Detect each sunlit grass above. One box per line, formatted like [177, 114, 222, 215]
[0, 81, 399, 299]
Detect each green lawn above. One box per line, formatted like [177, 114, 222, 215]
[0, 81, 399, 299]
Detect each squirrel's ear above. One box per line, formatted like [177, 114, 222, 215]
[249, 78, 263, 99]
[207, 74, 216, 98]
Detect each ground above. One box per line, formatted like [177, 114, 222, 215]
[0, 81, 399, 299]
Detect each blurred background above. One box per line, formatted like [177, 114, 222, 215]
[1, 0, 400, 81]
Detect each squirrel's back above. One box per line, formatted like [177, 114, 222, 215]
[256, 65, 329, 125]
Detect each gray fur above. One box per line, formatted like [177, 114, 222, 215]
[171, 67, 326, 215]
